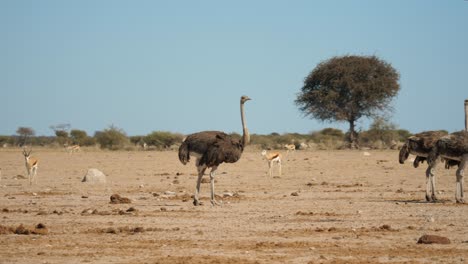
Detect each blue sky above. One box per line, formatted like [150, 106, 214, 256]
[1, 1, 467, 136]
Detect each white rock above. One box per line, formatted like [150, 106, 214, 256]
[82, 168, 107, 183]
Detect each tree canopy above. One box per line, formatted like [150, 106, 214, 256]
[295, 55, 400, 148]
[16, 127, 35, 146]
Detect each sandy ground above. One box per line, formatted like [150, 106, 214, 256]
[0, 147, 467, 263]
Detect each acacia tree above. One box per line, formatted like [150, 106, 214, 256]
[295, 55, 400, 148]
[16, 127, 35, 146]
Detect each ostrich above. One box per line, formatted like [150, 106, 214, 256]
[428, 131, 468, 203]
[178, 95, 251, 206]
[398, 130, 456, 202]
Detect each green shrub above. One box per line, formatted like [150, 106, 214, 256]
[144, 131, 184, 149]
[359, 117, 402, 149]
[94, 125, 130, 150]
[0, 135, 12, 146]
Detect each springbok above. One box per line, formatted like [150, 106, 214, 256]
[22, 148, 39, 185]
[65, 144, 81, 154]
[284, 144, 296, 155]
[261, 150, 282, 177]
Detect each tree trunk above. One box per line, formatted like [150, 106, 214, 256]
[348, 120, 359, 149]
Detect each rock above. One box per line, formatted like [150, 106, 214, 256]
[291, 192, 299, 196]
[82, 169, 106, 183]
[363, 152, 371, 156]
[13, 175, 27, 180]
[109, 194, 131, 204]
[14, 224, 30, 235]
[126, 207, 138, 212]
[379, 224, 392, 230]
[33, 223, 49, 235]
[417, 235, 451, 244]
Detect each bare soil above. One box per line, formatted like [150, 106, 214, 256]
[0, 147, 467, 263]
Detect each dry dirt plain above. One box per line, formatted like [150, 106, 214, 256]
[0, 147, 467, 263]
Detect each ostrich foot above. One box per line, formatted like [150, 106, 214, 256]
[210, 199, 221, 206]
[193, 199, 203, 206]
[431, 194, 438, 202]
[456, 198, 465, 204]
[425, 195, 433, 202]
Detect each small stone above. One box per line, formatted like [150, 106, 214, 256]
[417, 235, 450, 244]
[291, 192, 299, 196]
[126, 207, 138, 212]
[109, 194, 131, 204]
[380, 224, 392, 230]
[81, 208, 93, 214]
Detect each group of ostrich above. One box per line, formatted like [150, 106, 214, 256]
[16, 95, 467, 206]
[178, 95, 467, 206]
[399, 130, 468, 203]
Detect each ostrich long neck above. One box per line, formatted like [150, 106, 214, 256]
[241, 101, 250, 145]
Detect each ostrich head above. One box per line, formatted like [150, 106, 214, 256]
[399, 143, 409, 164]
[241, 95, 251, 104]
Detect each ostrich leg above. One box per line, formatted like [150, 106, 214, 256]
[425, 160, 438, 202]
[194, 162, 207, 206]
[209, 166, 219, 206]
[455, 155, 467, 203]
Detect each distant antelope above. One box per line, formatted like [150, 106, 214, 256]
[261, 150, 282, 177]
[284, 144, 296, 154]
[66, 144, 81, 154]
[22, 148, 39, 185]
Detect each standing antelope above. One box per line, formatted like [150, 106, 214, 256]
[284, 144, 296, 154]
[66, 144, 81, 154]
[22, 148, 39, 185]
[261, 150, 282, 177]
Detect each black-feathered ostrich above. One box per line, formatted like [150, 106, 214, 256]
[399, 130, 457, 202]
[178, 95, 251, 206]
[428, 131, 468, 203]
